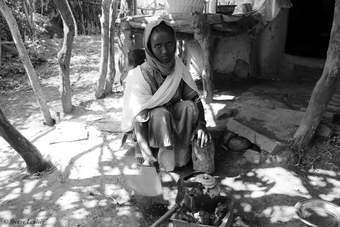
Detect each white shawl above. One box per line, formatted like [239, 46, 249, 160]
[121, 56, 200, 132]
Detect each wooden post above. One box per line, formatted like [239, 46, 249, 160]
[95, 0, 111, 99]
[53, 0, 75, 113]
[190, 12, 214, 103]
[118, 20, 134, 85]
[0, 31, 2, 68]
[0, 109, 52, 174]
[105, 0, 118, 94]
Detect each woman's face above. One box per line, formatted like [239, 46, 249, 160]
[149, 30, 176, 63]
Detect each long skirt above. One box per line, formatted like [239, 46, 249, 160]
[146, 100, 198, 171]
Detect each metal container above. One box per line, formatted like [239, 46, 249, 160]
[182, 171, 220, 213]
[216, 5, 236, 15]
[295, 199, 340, 227]
[195, 173, 220, 198]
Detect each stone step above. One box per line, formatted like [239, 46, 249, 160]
[225, 118, 281, 153]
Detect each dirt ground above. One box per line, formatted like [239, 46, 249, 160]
[0, 36, 340, 227]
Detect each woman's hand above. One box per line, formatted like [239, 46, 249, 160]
[191, 123, 211, 147]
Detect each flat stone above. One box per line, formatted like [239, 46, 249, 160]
[226, 118, 281, 153]
[265, 145, 296, 166]
[316, 123, 333, 139]
[243, 149, 261, 164]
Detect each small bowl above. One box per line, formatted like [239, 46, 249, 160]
[216, 5, 236, 15]
[295, 199, 340, 227]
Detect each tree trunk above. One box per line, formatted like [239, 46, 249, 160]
[77, 0, 86, 35]
[104, 0, 118, 95]
[68, 0, 78, 37]
[53, 0, 75, 113]
[0, 0, 54, 126]
[95, 0, 111, 99]
[293, 1, 340, 148]
[22, 0, 35, 41]
[190, 12, 214, 103]
[0, 32, 2, 68]
[117, 20, 134, 85]
[0, 109, 52, 174]
[119, 0, 134, 18]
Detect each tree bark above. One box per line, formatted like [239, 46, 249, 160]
[117, 20, 134, 85]
[0, 31, 2, 68]
[105, 0, 118, 95]
[0, 109, 52, 174]
[293, 1, 340, 148]
[95, 0, 111, 99]
[53, 0, 75, 113]
[119, 0, 134, 18]
[190, 12, 214, 103]
[0, 0, 54, 126]
[22, 0, 35, 41]
[77, 0, 86, 35]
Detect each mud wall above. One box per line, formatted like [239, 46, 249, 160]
[183, 8, 289, 79]
[183, 34, 250, 78]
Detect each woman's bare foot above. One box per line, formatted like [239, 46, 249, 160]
[141, 156, 157, 166]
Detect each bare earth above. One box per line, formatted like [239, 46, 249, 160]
[0, 36, 339, 227]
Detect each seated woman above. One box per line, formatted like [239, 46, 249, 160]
[121, 20, 211, 171]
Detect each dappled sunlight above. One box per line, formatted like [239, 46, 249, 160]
[162, 186, 178, 207]
[318, 176, 340, 201]
[56, 191, 80, 211]
[71, 55, 88, 62]
[221, 167, 310, 202]
[240, 202, 252, 212]
[262, 205, 297, 223]
[113, 148, 130, 160]
[7, 160, 26, 170]
[0, 36, 154, 227]
[117, 206, 133, 216]
[204, 102, 226, 127]
[218, 165, 340, 225]
[309, 168, 338, 177]
[0, 210, 13, 221]
[0, 148, 11, 161]
[3, 31, 338, 226]
[23, 179, 40, 194]
[253, 167, 309, 197]
[309, 175, 327, 187]
[2, 187, 22, 201]
[72, 208, 90, 219]
[104, 184, 122, 196]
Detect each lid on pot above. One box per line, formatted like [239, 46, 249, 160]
[196, 174, 216, 188]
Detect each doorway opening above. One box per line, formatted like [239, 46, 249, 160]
[285, 0, 335, 59]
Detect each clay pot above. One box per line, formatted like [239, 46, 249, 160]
[227, 136, 252, 152]
[222, 129, 237, 145]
